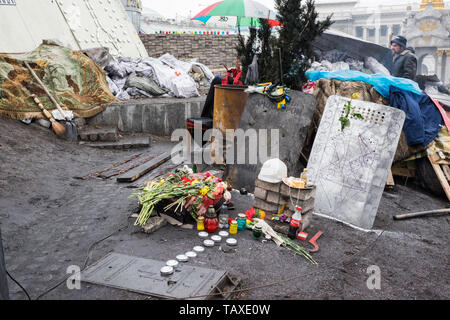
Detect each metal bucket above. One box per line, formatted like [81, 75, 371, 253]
[213, 85, 249, 132]
[211, 85, 249, 164]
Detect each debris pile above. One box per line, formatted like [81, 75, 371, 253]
[86, 48, 214, 100]
[309, 48, 389, 75]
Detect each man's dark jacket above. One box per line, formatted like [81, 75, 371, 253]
[392, 49, 417, 80]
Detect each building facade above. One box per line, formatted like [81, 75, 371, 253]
[315, 0, 448, 48]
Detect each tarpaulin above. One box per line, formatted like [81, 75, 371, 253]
[0, 44, 118, 119]
[389, 86, 443, 147]
[306, 69, 422, 98]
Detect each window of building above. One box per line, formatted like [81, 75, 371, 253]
[393, 25, 400, 35]
[356, 26, 363, 38]
[380, 25, 387, 37]
[368, 28, 375, 38]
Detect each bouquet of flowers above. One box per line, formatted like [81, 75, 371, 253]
[130, 166, 231, 227]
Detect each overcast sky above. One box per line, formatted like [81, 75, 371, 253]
[142, 0, 434, 19]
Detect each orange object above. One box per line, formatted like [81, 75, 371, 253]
[258, 209, 266, 220]
[297, 232, 308, 241]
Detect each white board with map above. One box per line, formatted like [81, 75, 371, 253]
[307, 95, 405, 229]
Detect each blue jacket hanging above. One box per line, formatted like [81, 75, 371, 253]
[389, 86, 443, 147]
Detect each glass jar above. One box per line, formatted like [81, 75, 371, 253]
[219, 205, 229, 229]
[229, 220, 238, 234]
[253, 224, 263, 240]
[197, 216, 205, 231]
[236, 213, 247, 231]
[204, 206, 219, 233]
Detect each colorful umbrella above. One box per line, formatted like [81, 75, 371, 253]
[192, 0, 280, 27]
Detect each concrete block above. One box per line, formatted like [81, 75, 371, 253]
[85, 136, 150, 149]
[286, 197, 315, 213]
[224, 91, 316, 192]
[253, 187, 267, 200]
[280, 184, 315, 200]
[254, 179, 280, 193]
[266, 191, 280, 205]
[253, 198, 280, 214]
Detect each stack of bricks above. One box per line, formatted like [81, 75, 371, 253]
[139, 34, 239, 70]
[253, 178, 316, 232]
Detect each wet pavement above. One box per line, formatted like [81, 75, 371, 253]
[0, 117, 449, 300]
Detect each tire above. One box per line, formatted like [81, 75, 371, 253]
[415, 157, 445, 197]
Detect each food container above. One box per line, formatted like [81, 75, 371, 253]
[185, 251, 197, 259]
[198, 231, 209, 238]
[219, 231, 229, 238]
[166, 260, 179, 269]
[211, 235, 222, 243]
[193, 246, 205, 254]
[160, 266, 174, 276]
[226, 238, 237, 246]
[176, 254, 188, 262]
[203, 239, 215, 247]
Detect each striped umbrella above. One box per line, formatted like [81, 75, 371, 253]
[192, 0, 280, 27]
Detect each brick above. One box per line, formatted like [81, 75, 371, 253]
[253, 187, 267, 200]
[280, 184, 316, 200]
[253, 198, 280, 214]
[254, 178, 280, 193]
[287, 197, 315, 213]
[266, 191, 280, 204]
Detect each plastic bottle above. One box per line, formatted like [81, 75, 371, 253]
[219, 204, 229, 229]
[288, 207, 303, 240]
[300, 169, 308, 186]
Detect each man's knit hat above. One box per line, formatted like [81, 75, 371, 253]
[391, 35, 407, 48]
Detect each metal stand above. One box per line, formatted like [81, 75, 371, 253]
[0, 228, 9, 300]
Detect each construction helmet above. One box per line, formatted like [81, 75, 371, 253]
[258, 158, 288, 184]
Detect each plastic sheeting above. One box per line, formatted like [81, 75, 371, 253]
[306, 69, 422, 98]
[99, 53, 215, 100]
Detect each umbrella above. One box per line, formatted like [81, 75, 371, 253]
[192, 0, 280, 27]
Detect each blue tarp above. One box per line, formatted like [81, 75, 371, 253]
[389, 87, 443, 146]
[306, 70, 422, 98]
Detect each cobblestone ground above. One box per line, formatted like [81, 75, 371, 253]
[0, 117, 449, 300]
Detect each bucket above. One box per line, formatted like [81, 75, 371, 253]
[211, 85, 249, 164]
[213, 85, 249, 132]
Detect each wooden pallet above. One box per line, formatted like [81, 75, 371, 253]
[428, 153, 450, 202]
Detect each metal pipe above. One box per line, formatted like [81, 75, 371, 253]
[0, 227, 9, 300]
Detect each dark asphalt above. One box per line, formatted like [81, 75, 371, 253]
[0, 117, 449, 300]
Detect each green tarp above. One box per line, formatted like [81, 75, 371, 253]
[0, 43, 118, 120]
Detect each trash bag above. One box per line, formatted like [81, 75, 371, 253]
[364, 57, 390, 75]
[125, 72, 169, 97]
[245, 55, 259, 85]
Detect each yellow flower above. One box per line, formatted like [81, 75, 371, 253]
[191, 179, 200, 185]
[352, 92, 359, 99]
[200, 186, 210, 196]
[160, 179, 165, 184]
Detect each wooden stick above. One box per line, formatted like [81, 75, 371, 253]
[24, 61, 68, 119]
[393, 208, 450, 220]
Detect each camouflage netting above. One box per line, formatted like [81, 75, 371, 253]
[0, 43, 118, 120]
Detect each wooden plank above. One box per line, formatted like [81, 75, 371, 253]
[427, 155, 450, 202]
[442, 165, 450, 182]
[391, 167, 416, 178]
[117, 151, 172, 183]
[385, 170, 395, 188]
[429, 152, 450, 165]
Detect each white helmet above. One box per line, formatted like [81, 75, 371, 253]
[258, 158, 288, 184]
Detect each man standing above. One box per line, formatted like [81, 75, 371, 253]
[391, 35, 417, 80]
